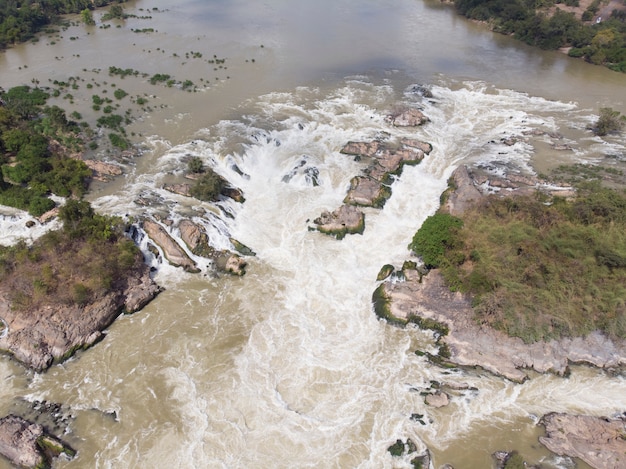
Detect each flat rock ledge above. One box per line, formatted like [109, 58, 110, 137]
[374, 266, 626, 383]
[0, 265, 161, 372]
[539, 412, 626, 469]
[0, 415, 75, 468]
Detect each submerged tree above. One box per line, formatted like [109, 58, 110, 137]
[594, 107, 625, 136]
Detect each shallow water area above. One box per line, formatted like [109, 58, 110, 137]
[1, 1, 626, 468]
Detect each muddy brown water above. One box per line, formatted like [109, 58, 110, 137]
[1, 1, 625, 468]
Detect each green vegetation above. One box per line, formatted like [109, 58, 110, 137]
[595, 107, 626, 135]
[0, 199, 143, 311]
[409, 213, 464, 268]
[187, 156, 204, 174]
[190, 169, 227, 202]
[0, 1, 121, 49]
[453, 0, 626, 72]
[0, 86, 92, 215]
[410, 184, 626, 343]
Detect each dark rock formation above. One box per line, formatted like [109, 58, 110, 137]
[539, 413, 626, 469]
[0, 415, 74, 468]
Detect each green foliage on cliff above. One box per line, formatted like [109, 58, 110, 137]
[0, 200, 141, 310]
[453, 0, 626, 72]
[410, 184, 626, 343]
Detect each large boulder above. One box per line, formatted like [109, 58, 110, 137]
[143, 219, 199, 273]
[83, 159, 123, 182]
[312, 205, 365, 240]
[386, 108, 429, 127]
[343, 176, 391, 208]
[539, 413, 626, 469]
[178, 220, 247, 276]
[0, 415, 74, 468]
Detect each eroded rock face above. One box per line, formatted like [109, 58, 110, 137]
[539, 413, 626, 469]
[0, 266, 161, 371]
[177, 219, 247, 276]
[313, 205, 365, 239]
[374, 267, 626, 382]
[163, 183, 192, 197]
[142, 219, 199, 273]
[0, 415, 74, 468]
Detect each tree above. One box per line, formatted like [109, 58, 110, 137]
[80, 9, 95, 26]
[595, 107, 625, 136]
[190, 169, 226, 202]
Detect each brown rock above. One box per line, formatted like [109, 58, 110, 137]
[441, 166, 483, 217]
[375, 269, 626, 382]
[425, 390, 450, 408]
[343, 176, 390, 208]
[340, 141, 382, 158]
[387, 108, 429, 127]
[313, 205, 365, 239]
[83, 159, 123, 182]
[539, 413, 626, 469]
[143, 219, 199, 273]
[0, 265, 160, 371]
[0, 415, 74, 468]
[163, 183, 192, 197]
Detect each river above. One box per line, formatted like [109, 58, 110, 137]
[1, 1, 625, 468]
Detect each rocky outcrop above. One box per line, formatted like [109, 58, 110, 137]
[424, 390, 450, 408]
[441, 165, 483, 217]
[83, 159, 123, 182]
[386, 108, 430, 127]
[0, 265, 161, 371]
[142, 219, 199, 273]
[312, 205, 365, 240]
[374, 265, 626, 382]
[539, 413, 626, 469]
[0, 415, 75, 468]
[178, 219, 247, 276]
[340, 138, 430, 208]
[163, 183, 192, 197]
[314, 135, 432, 238]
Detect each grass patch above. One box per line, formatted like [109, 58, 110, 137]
[411, 184, 626, 343]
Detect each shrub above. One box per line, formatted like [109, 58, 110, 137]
[409, 213, 464, 268]
[190, 169, 226, 202]
[594, 107, 625, 136]
[187, 156, 204, 174]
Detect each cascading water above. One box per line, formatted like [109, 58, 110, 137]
[1, 78, 625, 469]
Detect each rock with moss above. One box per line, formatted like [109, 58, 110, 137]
[0, 415, 74, 468]
[344, 176, 392, 208]
[312, 205, 365, 239]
